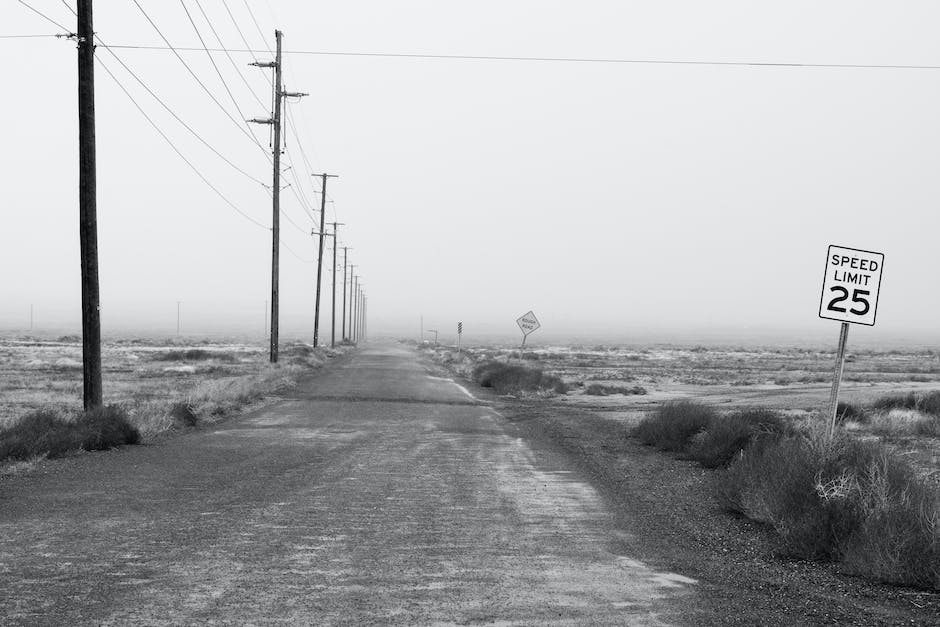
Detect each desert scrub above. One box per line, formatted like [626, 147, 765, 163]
[633, 400, 716, 452]
[687, 409, 789, 469]
[718, 431, 940, 590]
[150, 349, 238, 362]
[0, 405, 140, 462]
[471, 361, 568, 395]
[584, 383, 648, 396]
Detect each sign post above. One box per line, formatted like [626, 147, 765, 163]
[516, 311, 541, 348]
[457, 321, 463, 353]
[818, 245, 884, 441]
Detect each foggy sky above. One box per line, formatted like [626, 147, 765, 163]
[3, 1, 940, 345]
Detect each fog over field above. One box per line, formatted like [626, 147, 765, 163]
[4, 1, 940, 343]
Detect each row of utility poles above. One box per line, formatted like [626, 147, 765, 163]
[73, 4, 367, 409]
[250, 31, 367, 363]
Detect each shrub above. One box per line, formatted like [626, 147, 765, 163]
[151, 349, 237, 362]
[633, 400, 715, 452]
[471, 361, 567, 394]
[916, 391, 940, 417]
[584, 383, 648, 396]
[688, 409, 788, 469]
[717, 432, 940, 589]
[79, 406, 141, 450]
[0, 406, 140, 462]
[872, 392, 917, 411]
[837, 401, 867, 423]
[169, 402, 198, 427]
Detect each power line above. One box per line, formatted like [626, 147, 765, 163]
[241, 0, 272, 55]
[179, 0, 270, 155]
[128, 0, 271, 156]
[220, 0, 259, 64]
[96, 54, 268, 230]
[94, 41, 267, 185]
[281, 239, 314, 263]
[192, 0, 268, 110]
[0, 33, 60, 39]
[16, 0, 70, 31]
[103, 44, 940, 71]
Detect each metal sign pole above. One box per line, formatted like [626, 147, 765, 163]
[826, 321, 850, 442]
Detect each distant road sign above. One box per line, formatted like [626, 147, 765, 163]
[457, 322, 463, 334]
[819, 245, 884, 326]
[516, 311, 540, 336]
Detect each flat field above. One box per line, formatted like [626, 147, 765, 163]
[0, 334, 326, 438]
[430, 342, 940, 478]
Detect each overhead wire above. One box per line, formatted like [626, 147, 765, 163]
[93, 39, 268, 186]
[179, 0, 263, 147]
[0, 33, 60, 38]
[102, 43, 940, 71]
[241, 0, 273, 55]
[95, 54, 268, 229]
[128, 0, 271, 157]
[220, 0, 260, 65]
[192, 0, 268, 110]
[16, 0, 70, 31]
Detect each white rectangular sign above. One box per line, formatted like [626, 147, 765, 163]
[516, 311, 540, 335]
[819, 245, 884, 326]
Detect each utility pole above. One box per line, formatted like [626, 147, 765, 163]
[349, 270, 357, 342]
[357, 287, 364, 342]
[330, 222, 344, 347]
[78, 0, 102, 409]
[312, 173, 338, 347]
[250, 31, 306, 363]
[349, 274, 359, 343]
[342, 249, 352, 341]
[176, 301, 182, 337]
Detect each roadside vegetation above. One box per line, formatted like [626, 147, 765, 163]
[0, 405, 140, 462]
[471, 361, 568, 395]
[0, 338, 344, 466]
[584, 383, 648, 396]
[633, 399, 940, 590]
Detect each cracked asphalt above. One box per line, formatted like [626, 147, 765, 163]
[0, 343, 695, 625]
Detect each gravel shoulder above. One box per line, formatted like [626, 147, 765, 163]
[495, 399, 940, 625]
[417, 346, 940, 626]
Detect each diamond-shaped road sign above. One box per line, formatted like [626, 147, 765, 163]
[516, 311, 540, 336]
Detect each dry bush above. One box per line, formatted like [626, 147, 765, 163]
[584, 383, 648, 396]
[633, 400, 715, 452]
[471, 361, 567, 395]
[717, 431, 940, 589]
[869, 410, 940, 438]
[0, 405, 140, 462]
[688, 409, 789, 469]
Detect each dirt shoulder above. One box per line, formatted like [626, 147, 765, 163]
[485, 394, 939, 625]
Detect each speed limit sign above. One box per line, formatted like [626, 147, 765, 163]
[819, 245, 884, 326]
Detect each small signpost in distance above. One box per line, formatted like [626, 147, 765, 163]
[516, 311, 540, 348]
[457, 321, 463, 354]
[819, 245, 885, 441]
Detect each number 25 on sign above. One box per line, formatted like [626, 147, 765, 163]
[819, 245, 884, 441]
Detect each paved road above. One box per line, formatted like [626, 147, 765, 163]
[0, 344, 694, 625]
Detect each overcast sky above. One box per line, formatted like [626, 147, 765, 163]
[3, 1, 940, 345]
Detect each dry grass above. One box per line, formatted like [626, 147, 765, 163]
[0, 337, 340, 444]
[718, 428, 940, 590]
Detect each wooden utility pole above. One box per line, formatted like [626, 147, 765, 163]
[348, 265, 357, 341]
[250, 31, 305, 362]
[352, 275, 359, 343]
[330, 222, 344, 348]
[78, 0, 102, 409]
[312, 173, 337, 347]
[341, 249, 351, 341]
